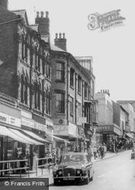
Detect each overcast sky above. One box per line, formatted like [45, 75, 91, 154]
[9, 0, 135, 101]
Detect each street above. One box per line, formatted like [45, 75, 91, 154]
[50, 150, 135, 190]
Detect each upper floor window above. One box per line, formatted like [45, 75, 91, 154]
[84, 82, 88, 99]
[78, 75, 82, 95]
[56, 62, 65, 82]
[45, 90, 51, 115]
[69, 96, 74, 116]
[46, 63, 51, 79]
[55, 92, 65, 113]
[70, 68, 74, 88]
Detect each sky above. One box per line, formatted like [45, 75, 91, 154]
[9, 0, 135, 101]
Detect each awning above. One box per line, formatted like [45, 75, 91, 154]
[126, 133, 134, 139]
[0, 126, 32, 144]
[22, 130, 50, 143]
[53, 135, 70, 144]
[8, 128, 43, 145]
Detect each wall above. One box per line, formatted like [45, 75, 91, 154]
[0, 7, 18, 98]
[95, 92, 113, 125]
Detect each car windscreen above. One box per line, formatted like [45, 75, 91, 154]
[62, 154, 85, 163]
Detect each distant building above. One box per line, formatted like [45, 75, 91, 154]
[95, 90, 123, 145]
[117, 100, 135, 139]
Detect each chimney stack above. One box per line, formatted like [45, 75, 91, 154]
[0, 0, 8, 9]
[54, 33, 67, 51]
[35, 11, 50, 41]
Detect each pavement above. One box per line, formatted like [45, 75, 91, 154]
[27, 151, 122, 185]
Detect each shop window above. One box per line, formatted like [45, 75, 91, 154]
[55, 92, 65, 113]
[70, 68, 74, 88]
[56, 62, 65, 82]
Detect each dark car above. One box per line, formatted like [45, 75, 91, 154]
[53, 152, 94, 185]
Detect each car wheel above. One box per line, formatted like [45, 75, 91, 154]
[84, 171, 90, 184]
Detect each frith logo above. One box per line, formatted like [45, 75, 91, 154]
[88, 9, 125, 31]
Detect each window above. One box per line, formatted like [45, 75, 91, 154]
[20, 75, 29, 106]
[46, 63, 51, 79]
[70, 68, 74, 88]
[45, 90, 51, 115]
[56, 62, 65, 81]
[34, 84, 41, 110]
[84, 82, 88, 99]
[69, 96, 74, 116]
[78, 76, 82, 94]
[69, 96, 74, 122]
[55, 92, 65, 113]
[76, 101, 82, 123]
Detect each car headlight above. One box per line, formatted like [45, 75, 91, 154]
[58, 170, 62, 175]
[76, 169, 81, 174]
[82, 168, 87, 175]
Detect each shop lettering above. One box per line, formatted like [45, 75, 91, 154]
[0, 115, 7, 122]
[0, 112, 21, 127]
[88, 9, 125, 31]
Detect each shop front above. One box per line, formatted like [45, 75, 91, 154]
[53, 122, 78, 153]
[0, 103, 21, 163]
[96, 124, 122, 147]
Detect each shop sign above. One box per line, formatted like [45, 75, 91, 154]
[34, 121, 47, 132]
[21, 117, 34, 129]
[0, 112, 21, 128]
[69, 123, 78, 137]
[77, 117, 87, 125]
[21, 110, 32, 119]
[96, 125, 113, 133]
[53, 125, 68, 136]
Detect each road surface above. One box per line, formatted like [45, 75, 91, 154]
[50, 150, 135, 190]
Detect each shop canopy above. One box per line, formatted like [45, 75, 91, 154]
[9, 128, 43, 145]
[22, 130, 50, 143]
[126, 133, 134, 139]
[53, 135, 70, 144]
[0, 126, 43, 145]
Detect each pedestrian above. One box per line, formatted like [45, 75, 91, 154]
[93, 146, 97, 159]
[88, 146, 94, 162]
[99, 145, 104, 159]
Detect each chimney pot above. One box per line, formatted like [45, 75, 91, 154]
[59, 33, 62, 38]
[37, 11, 39, 17]
[41, 11, 44, 17]
[63, 33, 65, 38]
[55, 33, 58, 39]
[46, 11, 49, 18]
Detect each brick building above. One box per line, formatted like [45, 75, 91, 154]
[34, 11, 96, 151]
[0, 1, 53, 168]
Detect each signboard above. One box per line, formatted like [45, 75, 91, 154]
[53, 125, 68, 136]
[69, 123, 78, 137]
[0, 112, 21, 128]
[78, 117, 87, 124]
[34, 122, 47, 132]
[96, 125, 113, 133]
[21, 117, 34, 129]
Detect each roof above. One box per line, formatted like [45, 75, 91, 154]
[29, 24, 38, 32]
[11, 9, 29, 25]
[50, 44, 65, 52]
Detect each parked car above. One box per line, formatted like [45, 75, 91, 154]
[53, 152, 94, 185]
